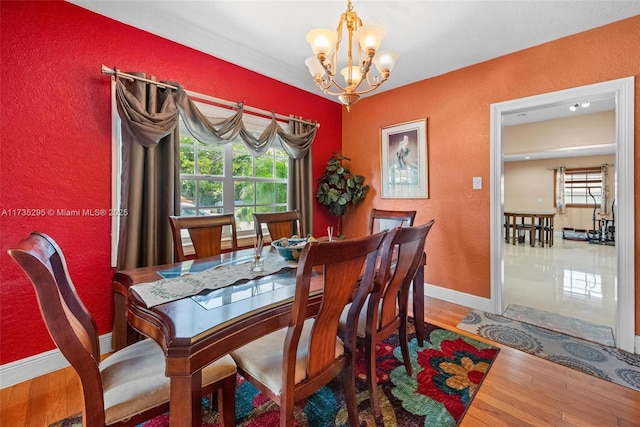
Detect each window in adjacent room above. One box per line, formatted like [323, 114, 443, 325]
[557, 167, 603, 207]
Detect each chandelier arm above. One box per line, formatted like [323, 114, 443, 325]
[349, 82, 385, 96]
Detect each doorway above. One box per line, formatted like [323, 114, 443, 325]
[489, 77, 635, 353]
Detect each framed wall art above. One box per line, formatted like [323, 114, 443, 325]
[380, 118, 428, 198]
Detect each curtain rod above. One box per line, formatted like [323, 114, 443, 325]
[101, 65, 319, 127]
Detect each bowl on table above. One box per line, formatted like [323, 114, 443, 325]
[271, 238, 308, 261]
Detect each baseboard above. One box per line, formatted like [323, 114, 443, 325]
[0, 333, 113, 389]
[423, 281, 494, 313]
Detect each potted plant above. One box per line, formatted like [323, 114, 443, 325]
[316, 152, 370, 236]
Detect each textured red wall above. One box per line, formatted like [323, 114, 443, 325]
[0, 1, 342, 364]
[342, 15, 640, 325]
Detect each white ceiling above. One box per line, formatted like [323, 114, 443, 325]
[71, 0, 640, 106]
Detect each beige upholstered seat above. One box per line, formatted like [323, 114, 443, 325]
[339, 221, 435, 417]
[230, 232, 386, 427]
[8, 232, 237, 427]
[169, 214, 238, 261]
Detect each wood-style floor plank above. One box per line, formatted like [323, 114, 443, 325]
[0, 297, 638, 427]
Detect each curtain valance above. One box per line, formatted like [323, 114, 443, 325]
[114, 73, 317, 159]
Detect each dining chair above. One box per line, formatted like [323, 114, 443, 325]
[230, 231, 387, 427]
[368, 208, 417, 234]
[8, 232, 237, 427]
[340, 220, 435, 418]
[253, 210, 302, 242]
[169, 214, 238, 262]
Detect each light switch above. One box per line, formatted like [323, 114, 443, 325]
[472, 176, 482, 189]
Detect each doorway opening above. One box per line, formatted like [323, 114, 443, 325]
[490, 77, 635, 353]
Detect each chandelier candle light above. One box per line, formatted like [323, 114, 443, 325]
[305, 0, 398, 111]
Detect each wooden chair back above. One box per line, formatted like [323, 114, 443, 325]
[253, 210, 302, 242]
[284, 231, 386, 424]
[9, 232, 238, 427]
[372, 220, 435, 338]
[8, 232, 107, 424]
[368, 208, 417, 234]
[169, 214, 238, 262]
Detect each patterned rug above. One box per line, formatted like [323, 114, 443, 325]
[503, 304, 615, 347]
[50, 321, 498, 427]
[457, 310, 640, 392]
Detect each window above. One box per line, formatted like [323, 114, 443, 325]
[559, 167, 603, 207]
[178, 102, 290, 236]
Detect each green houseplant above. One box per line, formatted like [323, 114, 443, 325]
[316, 152, 370, 236]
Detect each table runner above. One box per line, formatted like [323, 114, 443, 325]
[131, 255, 297, 307]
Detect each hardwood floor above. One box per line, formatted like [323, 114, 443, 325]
[1, 297, 638, 426]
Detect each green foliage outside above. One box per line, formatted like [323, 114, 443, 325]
[179, 135, 288, 225]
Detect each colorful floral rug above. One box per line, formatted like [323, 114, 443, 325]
[50, 321, 498, 427]
[457, 310, 640, 391]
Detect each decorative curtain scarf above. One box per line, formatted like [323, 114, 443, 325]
[555, 166, 566, 214]
[114, 75, 317, 268]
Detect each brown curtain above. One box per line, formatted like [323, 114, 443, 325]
[115, 74, 180, 269]
[114, 75, 317, 268]
[174, 88, 317, 158]
[288, 116, 315, 236]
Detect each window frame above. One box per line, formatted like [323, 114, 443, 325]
[178, 101, 291, 241]
[555, 167, 603, 208]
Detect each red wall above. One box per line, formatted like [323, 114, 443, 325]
[342, 16, 640, 330]
[0, 1, 342, 364]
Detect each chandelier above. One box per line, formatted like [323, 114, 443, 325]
[304, 0, 398, 111]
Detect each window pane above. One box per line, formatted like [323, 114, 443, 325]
[235, 206, 254, 232]
[181, 179, 197, 216]
[235, 181, 255, 205]
[233, 152, 253, 177]
[255, 156, 274, 178]
[180, 146, 195, 174]
[197, 148, 223, 175]
[275, 158, 288, 179]
[256, 182, 275, 205]
[276, 183, 288, 204]
[198, 180, 222, 207]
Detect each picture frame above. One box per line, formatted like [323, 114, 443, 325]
[380, 118, 428, 198]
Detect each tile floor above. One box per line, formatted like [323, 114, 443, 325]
[503, 232, 616, 334]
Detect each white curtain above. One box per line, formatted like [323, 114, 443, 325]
[555, 166, 566, 214]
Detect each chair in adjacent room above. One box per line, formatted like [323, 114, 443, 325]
[340, 220, 435, 418]
[230, 232, 387, 427]
[368, 208, 417, 234]
[8, 232, 237, 427]
[169, 214, 238, 262]
[253, 210, 302, 242]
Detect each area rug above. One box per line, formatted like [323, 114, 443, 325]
[503, 303, 615, 347]
[50, 321, 499, 427]
[457, 310, 640, 392]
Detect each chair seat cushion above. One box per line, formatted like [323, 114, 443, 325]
[100, 338, 236, 424]
[339, 296, 397, 339]
[230, 318, 344, 396]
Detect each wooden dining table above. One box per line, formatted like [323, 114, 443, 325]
[111, 246, 427, 427]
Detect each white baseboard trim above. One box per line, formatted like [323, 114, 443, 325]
[423, 282, 494, 313]
[0, 333, 113, 389]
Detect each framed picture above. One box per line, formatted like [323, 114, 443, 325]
[380, 118, 428, 198]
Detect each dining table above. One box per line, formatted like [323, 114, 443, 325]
[111, 245, 427, 427]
